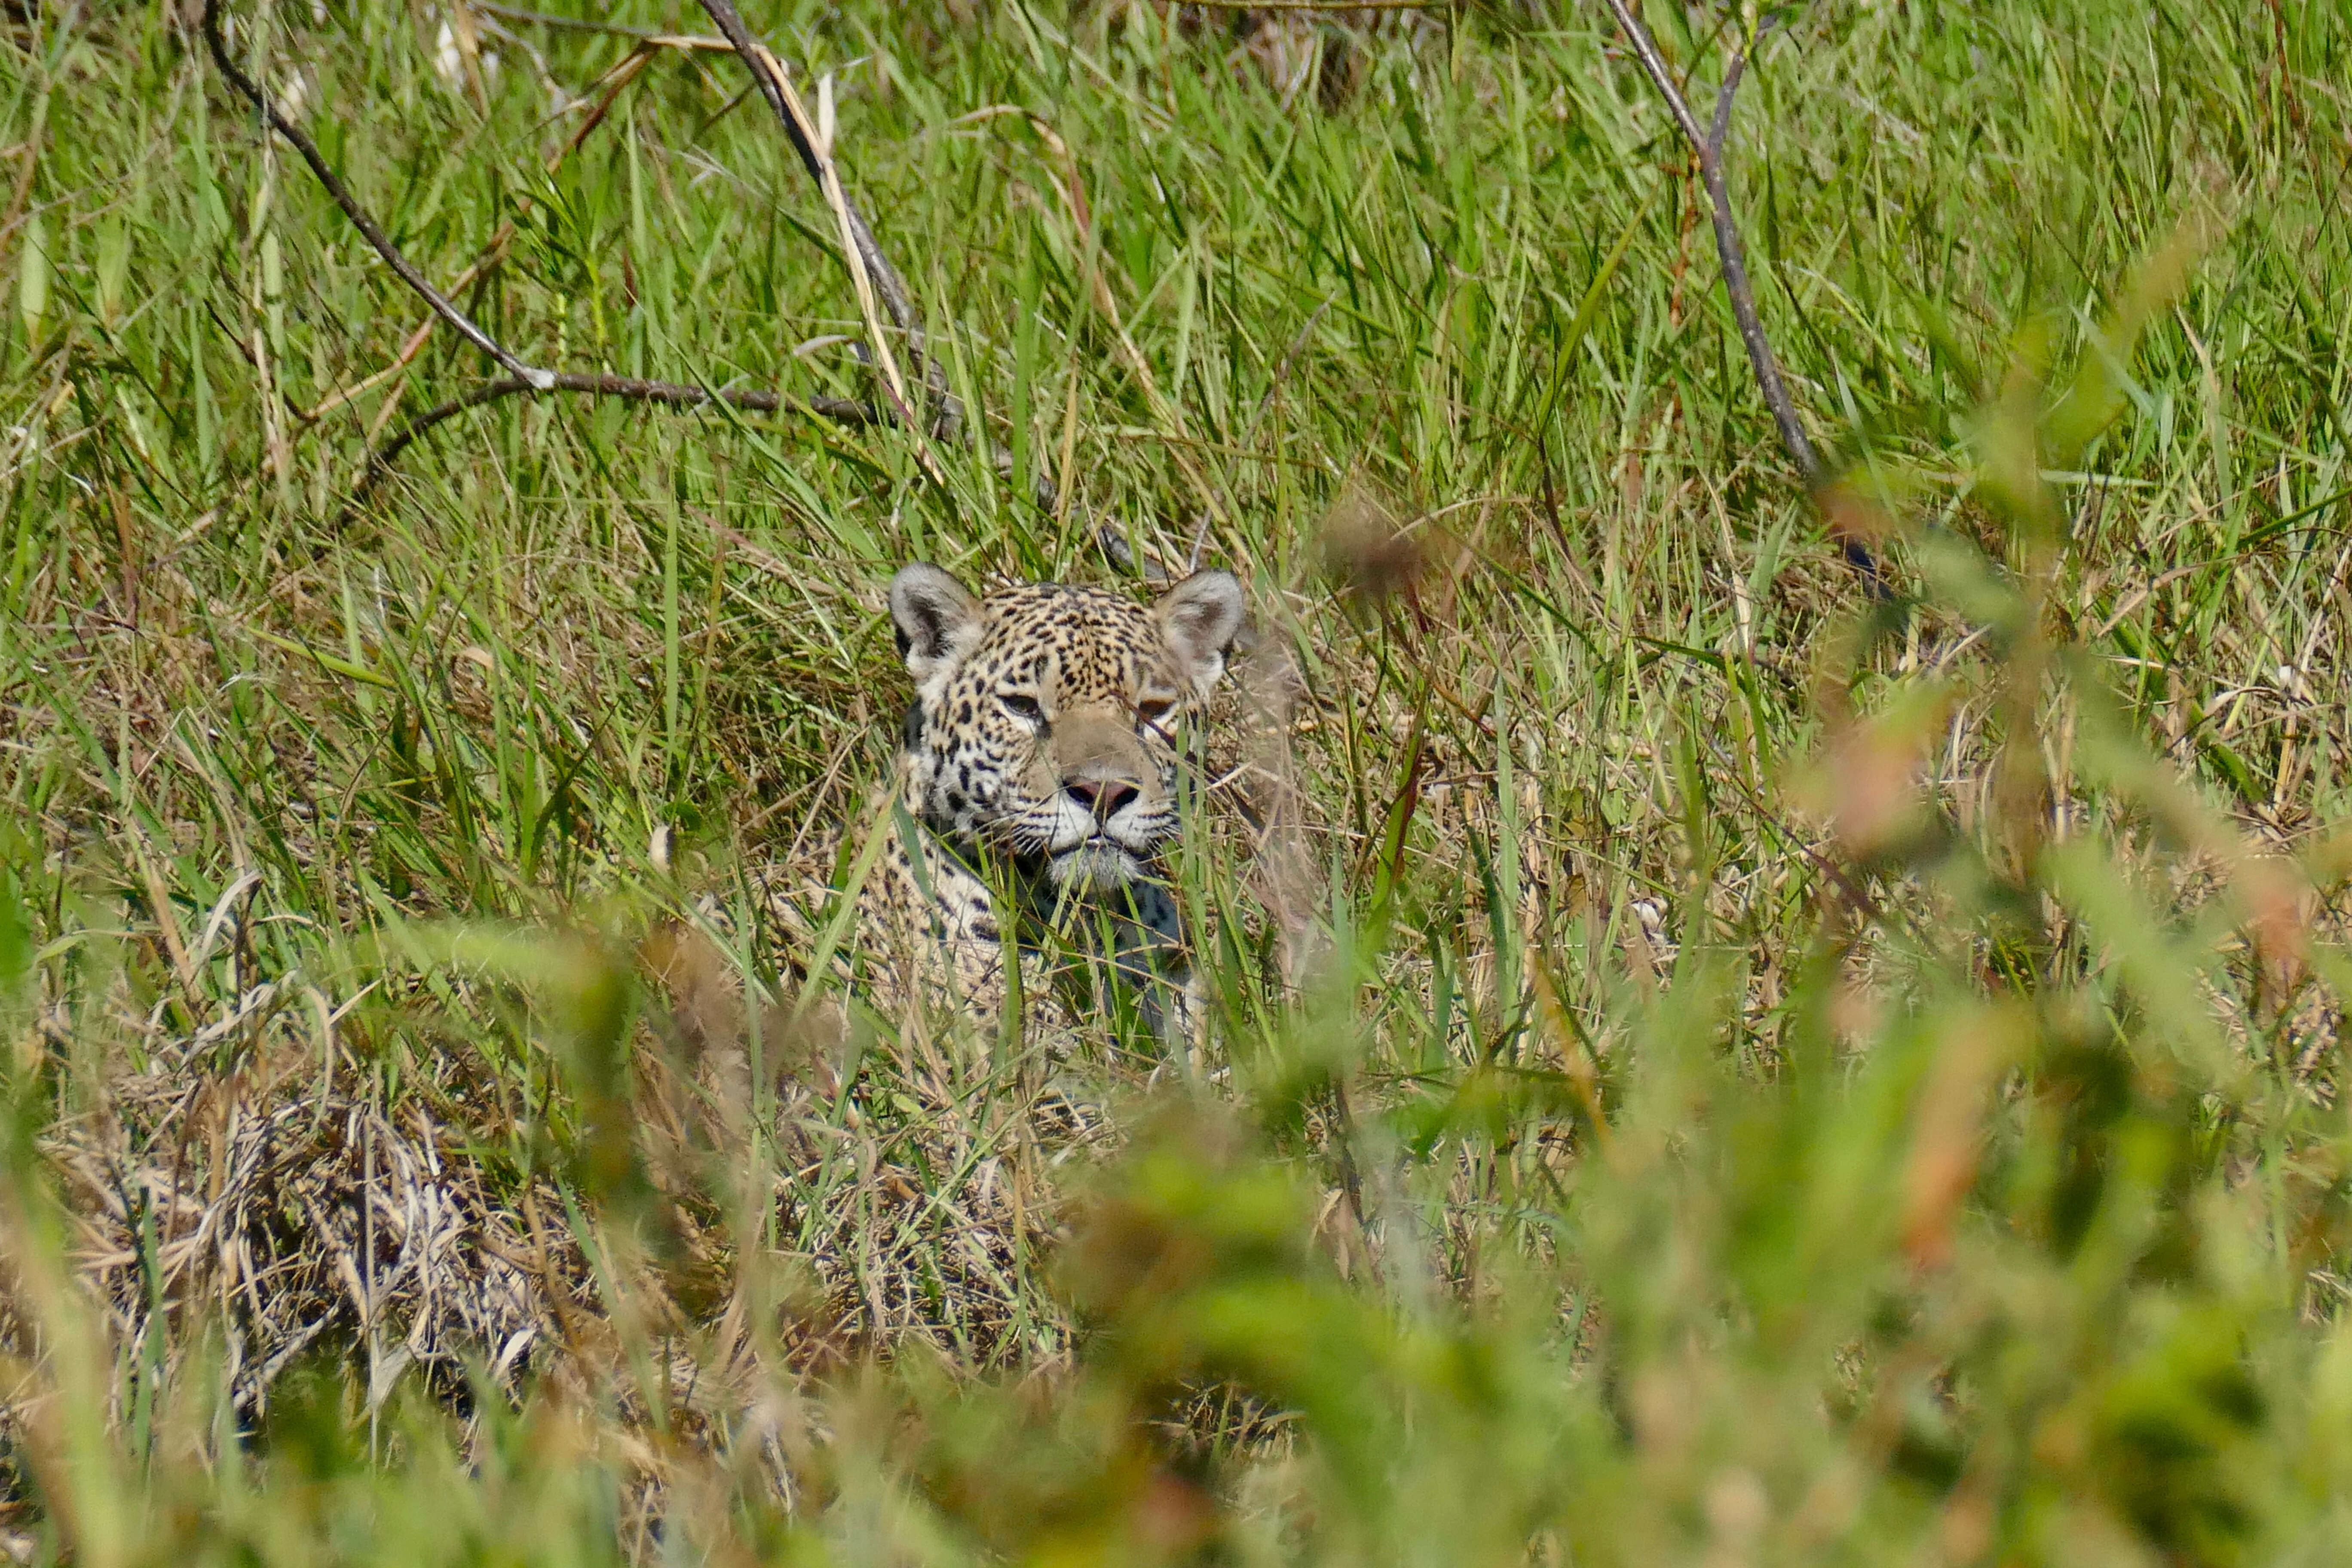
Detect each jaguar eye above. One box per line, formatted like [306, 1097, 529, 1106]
[999, 692, 1046, 726]
[1136, 698, 1177, 732]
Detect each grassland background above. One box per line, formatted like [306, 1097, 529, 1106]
[4, 0, 2352, 1562]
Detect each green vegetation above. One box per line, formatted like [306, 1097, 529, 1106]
[5, 0, 2352, 1560]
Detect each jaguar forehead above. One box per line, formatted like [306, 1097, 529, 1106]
[972, 589, 1162, 701]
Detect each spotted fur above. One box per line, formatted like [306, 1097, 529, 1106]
[855, 564, 1246, 1038]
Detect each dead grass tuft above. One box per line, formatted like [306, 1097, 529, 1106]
[40, 1017, 582, 1416]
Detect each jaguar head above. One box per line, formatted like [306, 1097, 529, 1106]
[888, 564, 1246, 893]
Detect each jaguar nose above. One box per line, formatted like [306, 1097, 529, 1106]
[1064, 776, 1140, 824]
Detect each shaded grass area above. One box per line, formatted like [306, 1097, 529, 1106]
[5, 0, 2352, 1560]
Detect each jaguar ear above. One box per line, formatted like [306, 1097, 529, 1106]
[889, 564, 983, 682]
[1154, 570, 1247, 695]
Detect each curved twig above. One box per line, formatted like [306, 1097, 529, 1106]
[202, 0, 554, 391]
[1600, 3, 1814, 484]
[691, 0, 957, 432]
[689, 0, 915, 344]
[1705, 42, 1751, 201]
[1697, 30, 1819, 490]
[204, 0, 959, 519]
[1597, 5, 1881, 582]
[338, 377, 874, 525]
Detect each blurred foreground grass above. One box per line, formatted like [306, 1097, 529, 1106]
[5, 0, 2352, 1561]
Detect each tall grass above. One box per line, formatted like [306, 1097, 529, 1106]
[4, 0, 2352, 1560]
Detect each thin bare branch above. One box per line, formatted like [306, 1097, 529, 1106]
[301, 36, 649, 425]
[339, 377, 872, 525]
[1596, 5, 1884, 585]
[202, 0, 556, 391]
[1598, 2, 1818, 488]
[203, 0, 951, 516]
[1706, 33, 1752, 172]
[744, 40, 945, 478]
[1599, 0, 1711, 155]
[690, 0, 954, 431]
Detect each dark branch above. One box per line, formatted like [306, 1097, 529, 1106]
[202, 0, 554, 391]
[1694, 28, 1820, 489]
[1706, 34, 1752, 179]
[1597, 5, 1881, 583]
[690, 0, 900, 326]
[1599, 1, 1816, 486]
[1599, 0, 1711, 154]
[203, 0, 949, 517]
[689, 0, 956, 433]
[340, 377, 874, 524]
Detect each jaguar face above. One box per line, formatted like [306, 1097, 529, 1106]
[888, 564, 1246, 893]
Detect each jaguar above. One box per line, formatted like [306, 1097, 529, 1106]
[854, 561, 1247, 1039]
